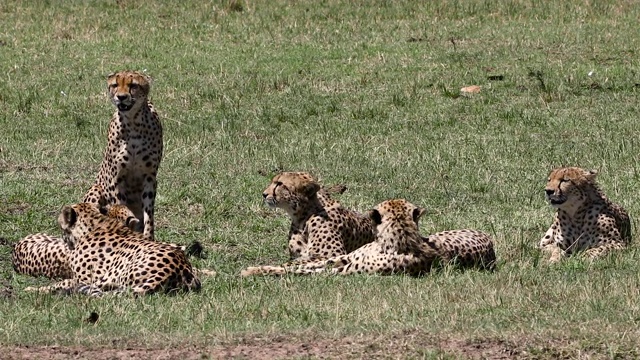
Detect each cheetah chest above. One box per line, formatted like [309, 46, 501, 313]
[108, 128, 159, 186]
[553, 206, 604, 253]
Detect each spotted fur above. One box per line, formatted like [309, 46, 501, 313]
[82, 70, 163, 240]
[539, 167, 631, 262]
[241, 199, 496, 276]
[261, 172, 376, 263]
[13, 204, 140, 280]
[24, 203, 200, 296]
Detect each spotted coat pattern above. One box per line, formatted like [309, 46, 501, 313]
[261, 172, 376, 263]
[24, 203, 200, 296]
[83, 70, 163, 240]
[539, 167, 631, 262]
[12, 204, 140, 280]
[242, 199, 496, 276]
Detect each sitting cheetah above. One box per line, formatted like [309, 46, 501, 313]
[24, 203, 200, 296]
[13, 204, 139, 279]
[83, 70, 163, 239]
[241, 199, 496, 276]
[262, 172, 376, 263]
[539, 167, 631, 262]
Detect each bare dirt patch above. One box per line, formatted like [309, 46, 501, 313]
[3, 330, 633, 359]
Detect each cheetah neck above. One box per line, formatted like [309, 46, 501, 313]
[288, 195, 325, 222]
[585, 183, 608, 203]
[557, 198, 604, 225]
[116, 100, 152, 125]
[376, 222, 423, 254]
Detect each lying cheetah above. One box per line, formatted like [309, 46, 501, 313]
[262, 172, 375, 262]
[13, 204, 139, 279]
[242, 199, 496, 276]
[24, 203, 200, 296]
[539, 167, 631, 262]
[83, 70, 163, 239]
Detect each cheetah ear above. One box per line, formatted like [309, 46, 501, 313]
[58, 206, 77, 230]
[583, 169, 598, 180]
[368, 209, 382, 225]
[106, 73, 116, 93]
[301, 181, 321, 198]
[142, 73, 153, 85]
[139, 74, 152, 93]
[412, 207, 426, 223]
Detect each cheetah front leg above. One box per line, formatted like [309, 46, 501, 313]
[240, 258, 336, 276]
[539, 226, 555, 248]
[539, 224, 564, 263]
[24, 279, 78, 295]
[141, 177, 157, 240]
[82, 184, 107, 208]
[540, 243, 564, 263]
[241, 265, 288, 276]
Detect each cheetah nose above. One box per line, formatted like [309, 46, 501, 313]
[262, 192, 268, 198]
[116, 94, 128, 101]
[545, 189, 554, 196]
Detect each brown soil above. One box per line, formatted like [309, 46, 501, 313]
[2, 330, 632, 360]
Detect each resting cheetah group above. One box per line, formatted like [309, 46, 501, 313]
[8, 71, 632, 296]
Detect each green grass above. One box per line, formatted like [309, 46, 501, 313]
[1, 0, 640, 357]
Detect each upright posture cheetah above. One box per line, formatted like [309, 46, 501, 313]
[83, 70, 163, 239]
[13, 204, 139, 279]
[539, 167, 631, 262]
[25, 203, 200, 296]
[262, 172, 376, 263]
[242, 199, 496, 276]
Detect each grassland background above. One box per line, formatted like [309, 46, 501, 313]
[0, 0, 639, 357]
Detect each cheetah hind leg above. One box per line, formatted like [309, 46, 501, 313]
[583, 242, 626, 260]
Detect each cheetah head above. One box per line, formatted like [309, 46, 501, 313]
[262, 172, 320, 216]
[367, 199, 425, 251]
[60, 203, 137, 250]
[368, 199, 425, 230]
[107, 71, 150, 113]
[100, 204, 140, 231]
[545, 167, 597, 209]
[58, 204, 95, 250]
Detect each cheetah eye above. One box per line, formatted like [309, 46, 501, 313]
[275, 181, 283, 186]
[109, 83, 118, 89]
[130, 83, 139, 90]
